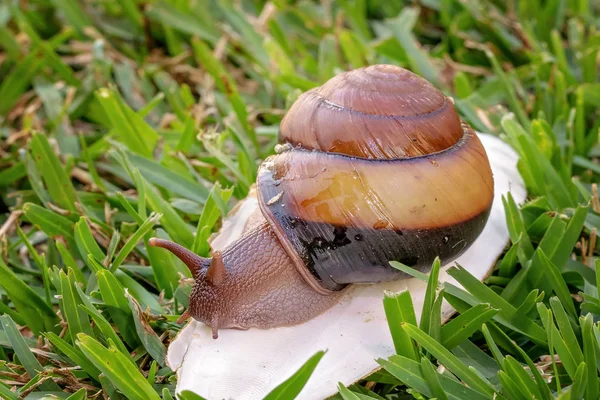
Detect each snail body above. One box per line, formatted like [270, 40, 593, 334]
[149, 65, 494, 339]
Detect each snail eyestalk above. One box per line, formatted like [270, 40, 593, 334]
[206, 251, 227, 286]
[148, 238, 209, 277]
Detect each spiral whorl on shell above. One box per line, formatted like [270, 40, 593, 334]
[258, 65, 494, 292]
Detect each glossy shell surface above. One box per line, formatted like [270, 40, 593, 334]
[279, 64, 463, 158]
[167, 132, 527, 400]
[258, 65, 494, 291]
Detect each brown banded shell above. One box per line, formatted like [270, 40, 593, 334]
[278, 64, 463, 158]
[257, 64, 494, 292]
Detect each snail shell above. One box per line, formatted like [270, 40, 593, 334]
[257, 64, 494, 292]
[150, 64, 494, 337]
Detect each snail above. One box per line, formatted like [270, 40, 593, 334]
[149, 64, 494, 339]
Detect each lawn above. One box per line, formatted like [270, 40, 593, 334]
[0, 0, 599, 399]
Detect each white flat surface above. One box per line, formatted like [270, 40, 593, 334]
[167, 133, 527, 400]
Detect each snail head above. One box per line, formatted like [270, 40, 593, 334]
[148, 225, 340, 339]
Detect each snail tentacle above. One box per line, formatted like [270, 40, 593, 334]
[206, 251, 227, 286]
[148, 238, 210, 277]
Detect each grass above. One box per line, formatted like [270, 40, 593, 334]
[0, 0, 599, 399]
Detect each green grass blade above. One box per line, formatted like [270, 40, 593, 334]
[116, 270, 164, 313]
[76, 334, 161, 400]
[581, 313, 599, 399]
[60, 269, 94, 343]
[146, 229, 186, 297]
[191, 38, 258, 153]
[569, 362, 588, 399]
[145, 2, 218, 44]
[486, 51, 530, 130]
[376, 356, 431, 399]
[34, 77, 78, 154]
[0, 302, 25, 326]
[502, 115, 576, 209]
[502, 192, 534, 260]
[79, 134, 106, 191]
[0, 315, 61, 391]
[147, 360, 157, 386]
[95, 88, 158, 158]
[66, 388, 87, 400]
[22, 202, 76, 249]
[420, 357, 449, 400]
[317, 34, 338, 81]
[0, 383, 18, 400]
[201, 137, 252, 194]
[178, 390, 208, 400]
[44, 332, 102, 379]
[192, 182, 233, 256]
[125, 291, 167, 367]
[451, 340, 501, 385]
[56, 240, 86, 288]
[125, 151, 209, 204]
[498, 370, 527, 400]
[551, 204, 589, 267]
[389, 261, 429, 281]
[420, 257, 441, 333]
[537, 304, 579, 379]
[132, 168, 147, 219]
[143, 179, 195, 249]
[96, 269, 139, 348]
[502, 356, 543, 399]
[23, 148, 52, 206]
[387, 7, 441, 88]
[0, 258, 58, 335]
[339, 30, 368, 69]
[264, 350, 326, 400]
[480, 323, 506, 366]
[537, 215, 568, 261]
[428, 289, 444, 345]
[441, 303, 498, 349]
[162, 387, 175, 400]
[447, 265, 547, 343]
[0, 47, 45, 116]
[338, 383, 362, 400]
[497, 239, 521, 277]
[382, 291, 419, 361]
[509, 331, 556, 400]
[74, 217, 106, 270]
[378, 355, 490, 400]
[215, 1, 269, 70]
[513, 289, 540, 317]
[401, 323, 497, 396]
[115, 192, 145, 225]
[28, 132, 78, 211]
[536, 249, 578, 318]
[0, 162, 26, 186]
[47, 0, 92, 36]
[110, 212, 162, 271]
[104, 231, 121, 267]
[78, 302, 129, 356]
